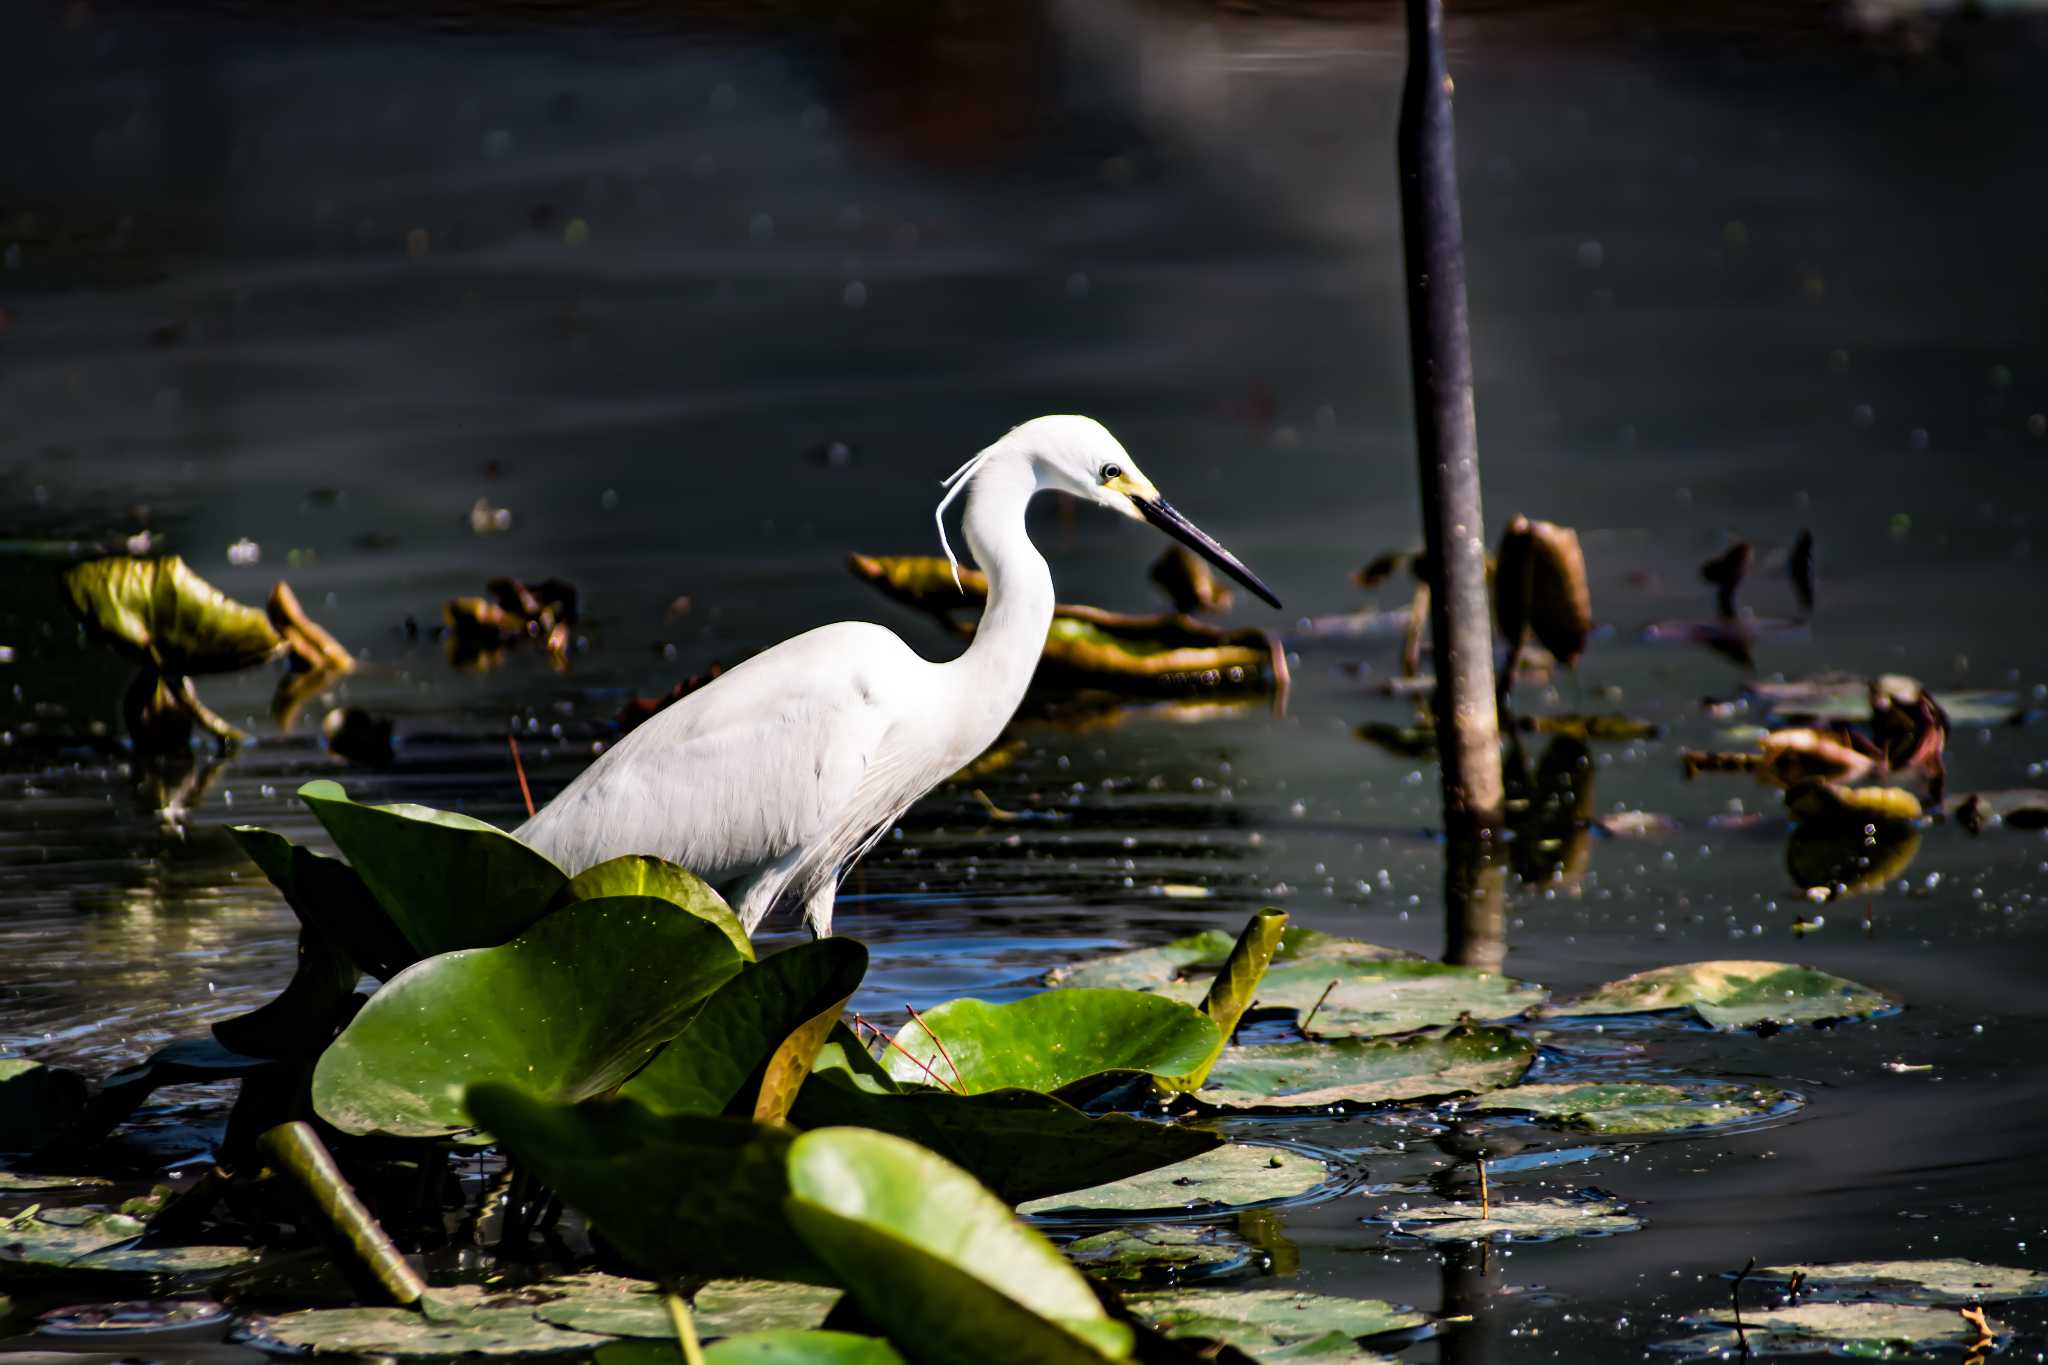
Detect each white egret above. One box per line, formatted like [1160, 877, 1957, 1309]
[516, 415, 1280, 937]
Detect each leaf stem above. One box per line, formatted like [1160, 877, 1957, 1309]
[508, 735, 535, 818]
[851, 1013, 958, 1094]
[904, 1002, 964, 1090]
[1299, 979, 1339, 1035]
[665, 1289, 707, 1365]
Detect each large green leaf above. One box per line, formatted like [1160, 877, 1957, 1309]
[623, 940, 866, 1117]
[1468, 1081, 1799, 1135]
[229, 827, 416, 980]
[299, 780, 569, 958]
[558, 855, 754, 963]
[1195, 1026, 1534, 1110]
[783, 1128, 1134, 1365]
[788, 1077, 1220, 1205]
[1124, 1289, 1425, 1365]
[1047, 927, 1416, 992]
[599, 1332, 907, 1365]
[63, 555, 281, 675]
[1537, 960, 1897, 1029]
[883, 991, 1220, 1095]
[1021, 1144, 1330, 1217]
[465, 1086, 830, 1285]
[314, 899, 748, 1137]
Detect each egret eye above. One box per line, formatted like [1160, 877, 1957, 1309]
[1101, 463, 1123, 483]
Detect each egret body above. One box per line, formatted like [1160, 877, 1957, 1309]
[516, 415, 1279, 937]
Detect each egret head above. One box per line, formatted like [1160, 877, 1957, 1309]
[955, 414, 1283, 609]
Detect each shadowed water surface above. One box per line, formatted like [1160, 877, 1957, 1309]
[2, 2, 2047, 1360]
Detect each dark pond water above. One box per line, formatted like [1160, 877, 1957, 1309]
[4, 1, 2048, 1360]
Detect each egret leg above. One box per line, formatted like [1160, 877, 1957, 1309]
[802, 881, 837, 939]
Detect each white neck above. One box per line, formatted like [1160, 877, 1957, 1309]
[943, 453, 1054, 757]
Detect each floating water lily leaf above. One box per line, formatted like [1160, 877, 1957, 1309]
[228, 827, 415, 980]
[1674, 1302, 2004, 1355]
[1785, 780, 1922, 828]
[0, 1060, 86, 1152]
[884, 991, 1220, 1096]
[1019, 1144, 1330, 1217]
[465, 1086, 829, 1285]
[623, 940, 866, 1118]
[0, 1171, 109, 1192]
[1521, 713, 1658, 742]
[533, 1275, 843, 1340]
[0, 1206, 256, 1281]
[1469, 1081, 1798, 1134]
[250, 1304, 611, 1357]
[1371, 1194, 1641, 1243]
[1538, 961, 1897, 1030]
[1271, 961, 1544, 1040]
[1196, 1026, 1534, 1111]
[784, 1127, 1133, 1364]
[299, 779, 568, 958]
[314, 899, 748, 1138]
[1063, 1225, 1252, 1283]
[1952, 789, 2048, 833]
[600, 1331, 908, 1365]
[1124, 1288, 1424, 1365]
[63, 555, 281, 675]
[1750, 1259, 2048, 1306]
[1046, 927, 1415, 993]
[557, 855, 754, 962]
[789, 1080, 1221, 1205]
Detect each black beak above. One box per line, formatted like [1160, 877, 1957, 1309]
[1133, 495, 1283, 610]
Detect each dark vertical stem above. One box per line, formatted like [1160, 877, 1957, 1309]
[1442, 836, 1506, 972]
[1399, 0, 1505, 835]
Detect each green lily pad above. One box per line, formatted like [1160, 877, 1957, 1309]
[790, 1078, 1221, 1206]
[1468, 1081, 1800, 1134]
[622, 940, 866, 1117]
[1261, 960, 1545, 1040]
[599, 1331, 908, 1365]
[1064, 1225, 1253, 1283]
[557, 855, 755, 963]
[1537, 961, 1897, 1029]
[1674, 1302, 2004, 1355]
[1751, 1259, 2048, 1306]
[784, 1127, 1134, 1364]
[465, 1086, 830, 1285]
[1123, 1288, 1424, 1365]
[1020, 1144, 1330, 1217]
[1195, 1026, 1535, 1110]
[229, 827, 416, 980]
[532, 1275, 842, 1339]
[314, 899, 748, 1138]
[63, 555, 280, 675]
[883, 991, 1220, 1095]
[0, 1205, 257, 1281]
[1370, 1194, 1642, 1242]
[0, 1171, 111, 1192]
[0, 1060, 87, 1152]
[1047, 927, 1416, 993]
[250, 1304, 612, 1357]
[299, 779, 569, 959]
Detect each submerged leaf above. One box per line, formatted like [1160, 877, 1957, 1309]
[784, 1128, 1133, 1364]
[1750, 1259, 2048, 1306]
[1020, 1144, 1330, 1217]
[314, 899, 748, 1137]
[1063, 1225, 1251, 1283]
[1123, 1288, 1424, 1365]
[299, 780, 569, 958]
[883, 991, 1220, 1095]
[1371, 1194, 1641, 1243]
[63, 555, 281, 675]
[1047, 926, 1416, 994]
[1195, 1026, 1535, 1110]
[1538, 961, 1897, 1029]
[1468, 1080, 1799, 1134]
